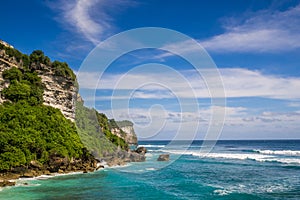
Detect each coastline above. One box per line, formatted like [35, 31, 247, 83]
[0, 162, 136, 193]
[1, 140, 299, 199]
[0, 148, 147, 188]
[1, 161, 121, 188]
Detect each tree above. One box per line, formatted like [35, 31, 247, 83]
[3, 81, 31, 102]
[2, 67, 22, 81]
[29, 50, 50, 65]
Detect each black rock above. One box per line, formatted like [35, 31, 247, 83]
[157, 154, 170, 161]
[136, 146, 147, 154]
[0, 180, 16, 187]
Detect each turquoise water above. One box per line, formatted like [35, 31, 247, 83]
[1, 140, 299, 199]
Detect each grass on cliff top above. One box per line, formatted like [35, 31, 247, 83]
[0, 43, 76, 82]
[116, 120, 134, 128]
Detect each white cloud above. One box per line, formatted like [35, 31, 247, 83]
[101, 106, 300, 139]
[288, 102, 300, 107]
[50, 0, 132, 45]
[78, 68, 300, 100]
[219, 68, 300, 99]
[201, 4, 300, 53]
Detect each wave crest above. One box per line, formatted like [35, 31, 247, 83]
[162, 150, 300, 165]
[253, 149, 300, 156]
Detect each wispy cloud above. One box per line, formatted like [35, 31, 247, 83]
[101, 106, 300, 139]
[49, 0, 133, 45]
[78, 68, 300, 100]
[201, 4, 300, 53]
[149, 4, 300, 59]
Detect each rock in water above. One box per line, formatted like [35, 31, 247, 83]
[129, 152, 146, 162]
[136, 146, 147, 154]
[0, 180, 16, 187]
[157, 154, 170, 161]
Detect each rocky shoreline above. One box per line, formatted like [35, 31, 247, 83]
[0, 147, 147, 188]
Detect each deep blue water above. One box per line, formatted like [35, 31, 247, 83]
[1, 140, 300, 199]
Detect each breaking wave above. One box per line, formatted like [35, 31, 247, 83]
[161, 150, 300, 165]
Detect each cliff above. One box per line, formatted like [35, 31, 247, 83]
[0, 40, 146, 187]
[0, 41, 77, 121]
[0, 40, 145, 181]
[109, 119, 138, 145]
[116, 120, 138, 145]
[0, 41, 100, 180]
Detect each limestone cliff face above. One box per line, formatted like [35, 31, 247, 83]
[36, 66, 77, 121]
[0, 49, 21, 104]
[113, 120, 138, 145]
[119, 125, 138, 145]
[0, 41, 77, 121]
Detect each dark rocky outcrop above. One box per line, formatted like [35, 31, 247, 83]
[157, 154, 170, 161]
[136, 146, 147, 154]
[102, 147, 147, 167]
[0, 147, 147, 187]
[0, 155, 102, 187]
[0, 180, 16, 187]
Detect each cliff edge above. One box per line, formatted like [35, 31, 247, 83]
[0, 40, 145, 186]
[0, 40, 77, 121]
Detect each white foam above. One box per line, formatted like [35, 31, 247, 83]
[261, 158, 300, 164]
[35, 175, 54, 180]
[17, 171, 84, 182]
[210, 182, 290, 195]
[146, 153, 153, 157]
[146, 168, 156, 171]
[162, 150, 271, 159]
[15, 182, 41, 187]
[254, 149, 300, 156]
[213, 189, 231, 196]
[51, 171, 84, 177]
[109, 163, 132, 169]
[162, 150, 300, 165]
[212, 184, 289, 195]
[18, 177, 39, 181]
[199, 152, 267, 160]
[138, 145, 165, 148]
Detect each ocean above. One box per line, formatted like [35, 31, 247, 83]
[0, 140, 299, 200]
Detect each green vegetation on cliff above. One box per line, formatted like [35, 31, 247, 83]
[0, 43, 76, 82]
[0, 42, 25, 63]
[116, 120, 134, 127]
[75, 102, 128, 158]
[2, 67, 43, 105]
[0, 102, 84, 171]
[0, 66, 84, 171]
[0, 43, 131, 172]
[96, 113, 128, 150]
[0, 45, 87, 172]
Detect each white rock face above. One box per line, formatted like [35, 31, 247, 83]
[120, 125, 138, 145]
[115, 120, 138, 145]
[0, 49, 20, 104]
[40, 73, 77, 121]
[109, 120, 138, 145]
[0, 40, 14, 49]
[0, 49, 77, 121]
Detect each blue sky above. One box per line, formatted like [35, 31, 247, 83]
[1, 0, 300, 139]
